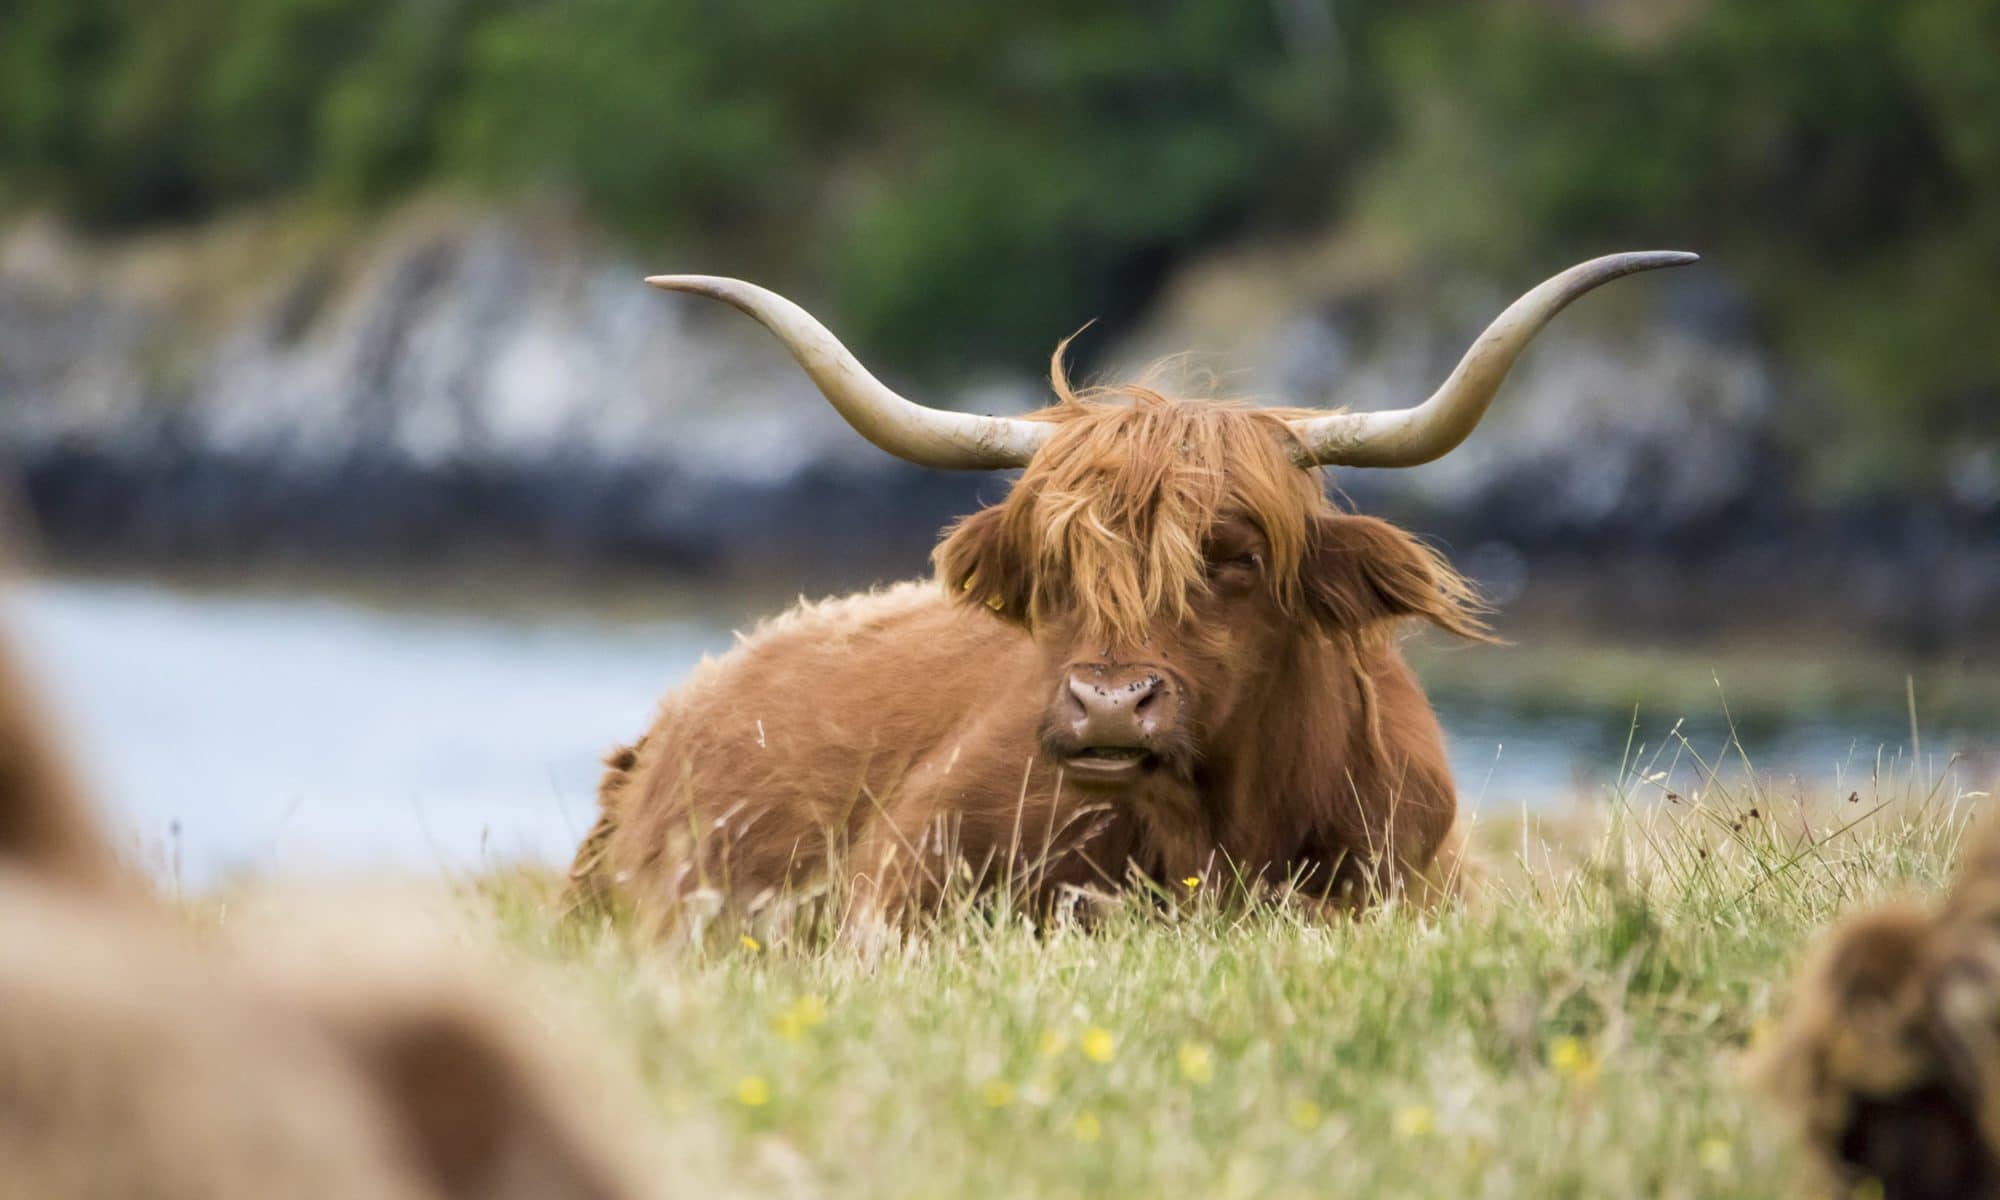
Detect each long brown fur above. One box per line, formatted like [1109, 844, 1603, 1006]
[0, 879, 644, 1200]
[0, 634, 128, 891]
[0, 534, 644, 1197]
[574, 360, 1489, 931]
[943, 359, 1323, 643]
[1760, 822, 2000, 1199]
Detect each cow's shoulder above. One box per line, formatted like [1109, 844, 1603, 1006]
[735, 580, 1023, 660]
[748, 579, 946, 642]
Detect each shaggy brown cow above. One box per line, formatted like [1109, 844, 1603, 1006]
[572, 252, 1696, 929]
[0, 877, 644, 1200]
[1760, 822, 2000, 1199]
[0, 567, 644, 1197]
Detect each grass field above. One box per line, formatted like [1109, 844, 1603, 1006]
[438, 747, 1987, 1198]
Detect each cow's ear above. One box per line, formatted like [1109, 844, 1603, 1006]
[933, 505, 1034, 626]
[1302, 513, 1489, 640]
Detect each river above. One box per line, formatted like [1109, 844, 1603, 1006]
[9, 576, 1990, 886]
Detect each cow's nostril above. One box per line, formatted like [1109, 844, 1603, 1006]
[1065, 667, 1171, 737]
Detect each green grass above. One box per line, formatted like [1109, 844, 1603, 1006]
[453, 752, 1986, 1198]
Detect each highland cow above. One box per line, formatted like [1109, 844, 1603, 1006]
[0, 559, 642, 1198]
[1760, 822, 2000, 1200]
[571, 252, 1697, 929]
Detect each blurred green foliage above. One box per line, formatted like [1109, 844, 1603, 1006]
[1363, 0, 2000, 488]
[1, 0, 1994, 482]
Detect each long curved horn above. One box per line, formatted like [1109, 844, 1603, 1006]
[1288, 251, 1699, 468]
[644, 275, 1050, 470]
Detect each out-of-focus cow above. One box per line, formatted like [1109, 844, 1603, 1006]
[0, 535, 643, 1198]
[1761, 821, 2000, 1199]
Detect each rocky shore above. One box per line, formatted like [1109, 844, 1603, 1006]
[4, 203, 1994, 646]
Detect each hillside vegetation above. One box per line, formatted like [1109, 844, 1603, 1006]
[3, 0, 1996, 492]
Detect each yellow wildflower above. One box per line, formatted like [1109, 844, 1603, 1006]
[980, 1080, 1015, 1109]
[773, 994, 829, 1040]
[1081, 1027, 1117, 1063]
[1178, 1041, 1215, 1084]
[1182, 876, 1201, 891]
[1698, 1137, 1733, 1172]
[739, 934, 762, 952]
[735, 1075, 770, 1107]
[1393, 1105, 1433, 1137]
[1288, 1099, 1322, 1130]
[1073, 1112, 1103, 1143]
[1549, 1036, 1599, 1084]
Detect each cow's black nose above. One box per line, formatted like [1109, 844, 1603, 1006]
[1064, 665, 1176, 746]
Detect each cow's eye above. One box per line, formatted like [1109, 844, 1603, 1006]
[1206, 552, 1262, 581]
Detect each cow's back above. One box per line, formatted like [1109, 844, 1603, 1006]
[577, 581, 1041, 913]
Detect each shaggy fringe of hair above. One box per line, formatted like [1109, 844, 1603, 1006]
[937, 339, 1484, 647]
[994, 343, 1322, 643]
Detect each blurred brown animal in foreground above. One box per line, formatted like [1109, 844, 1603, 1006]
[0, 635, 124, 891]
[1760, 824, 2000, 1199]
[0, 574, 644, 1196]
[574, 252, 1693, 930]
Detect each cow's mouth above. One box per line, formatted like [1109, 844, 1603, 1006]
[1059, 746, 1159, 783]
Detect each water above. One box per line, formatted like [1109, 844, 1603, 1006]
[8, 577, 1985, 885]
[10, 578, 724, 884]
